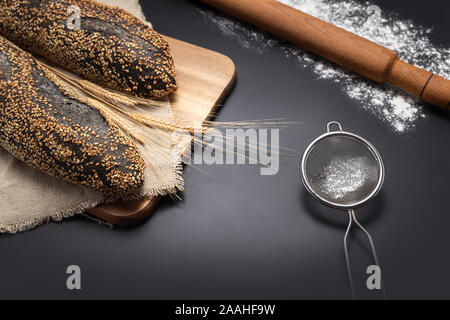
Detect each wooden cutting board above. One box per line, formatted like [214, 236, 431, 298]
[87, 36, 237, 226]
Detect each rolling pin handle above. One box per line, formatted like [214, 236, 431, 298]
[387, 59, 450, 109]
[421, 74, 450, 109]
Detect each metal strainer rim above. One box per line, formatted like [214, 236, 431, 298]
[300, 124, 385, 210]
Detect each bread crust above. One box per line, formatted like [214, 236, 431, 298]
[0, 0, 177, 98]
[0, 35, 146, 195]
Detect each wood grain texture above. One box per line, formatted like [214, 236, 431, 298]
[387, 59, 432, 97]
[87, 36, 236, 226]
[200, 0, 450, 109]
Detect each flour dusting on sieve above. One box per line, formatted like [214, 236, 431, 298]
[319, 157, 369, 200]
[198, 0, 450, 133]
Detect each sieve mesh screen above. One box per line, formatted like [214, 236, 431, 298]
[304, 135, 381, 206]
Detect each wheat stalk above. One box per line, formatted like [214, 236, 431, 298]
[128, 114, 213, 134]
[84, 97, 146, 145]
[36, 59, 292, 147]
[38, 61, 146, 144]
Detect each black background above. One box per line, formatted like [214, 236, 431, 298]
[0, 0, 449, 300]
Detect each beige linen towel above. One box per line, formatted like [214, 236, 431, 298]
[0, 0, 183, 233]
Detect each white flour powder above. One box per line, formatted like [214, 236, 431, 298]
[198, 0, 450, 133]
[320, 156, 368, 200]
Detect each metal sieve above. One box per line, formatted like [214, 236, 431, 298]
[300, 122, 385, 299]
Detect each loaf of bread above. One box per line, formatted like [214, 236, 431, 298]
[0, 35, 145, 195]
[0, 0, 177, 99]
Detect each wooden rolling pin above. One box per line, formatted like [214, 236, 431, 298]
[200, 0, 450, 109]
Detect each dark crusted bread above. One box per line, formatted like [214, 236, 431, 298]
[0, 0, 177, 99]
[0, 35, 146, 195]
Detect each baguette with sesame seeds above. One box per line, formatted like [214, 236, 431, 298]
[0, 35, 146, 195]
[0, 0, 177, 99]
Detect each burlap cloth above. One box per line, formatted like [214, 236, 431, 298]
[0, 0, 183, 233]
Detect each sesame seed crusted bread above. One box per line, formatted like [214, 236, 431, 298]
[0, 35, 146, 195]
[0, 0, 177, 99]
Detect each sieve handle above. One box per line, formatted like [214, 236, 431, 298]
[327, 121, 343, 133]
[344, 209, 385, 299]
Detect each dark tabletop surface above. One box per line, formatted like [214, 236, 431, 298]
[1, 0, 449, 300]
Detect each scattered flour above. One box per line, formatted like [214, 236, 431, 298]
[198, 0, 450, 133]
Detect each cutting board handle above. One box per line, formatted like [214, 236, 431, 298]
[200, 0, 450, 109]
